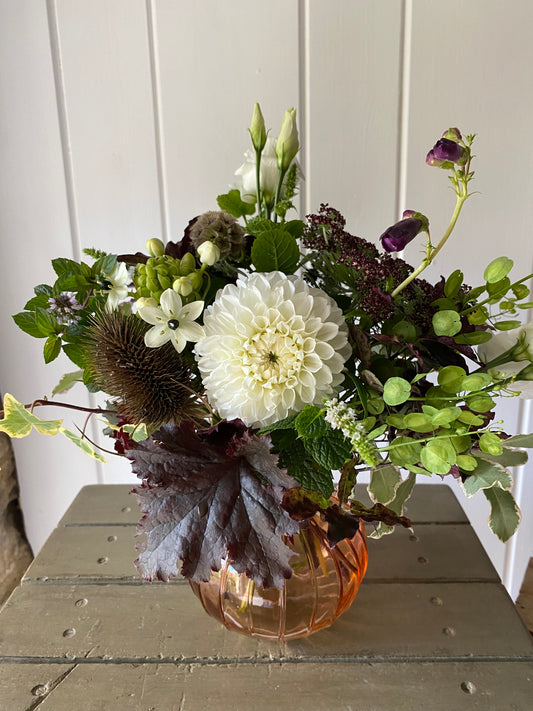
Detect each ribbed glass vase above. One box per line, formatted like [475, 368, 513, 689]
[189, 518, 368, 641]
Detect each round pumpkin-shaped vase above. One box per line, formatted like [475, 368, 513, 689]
[189, 518, 368, 641]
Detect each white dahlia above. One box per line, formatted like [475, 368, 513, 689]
[195, 271, 351, 428]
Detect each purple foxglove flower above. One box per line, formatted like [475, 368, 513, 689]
[442, 127, 462, 142]
[379, 210, 429, 253]
[426, 137, 468, 168]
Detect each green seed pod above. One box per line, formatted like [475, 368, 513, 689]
[180, 252, 196, 275]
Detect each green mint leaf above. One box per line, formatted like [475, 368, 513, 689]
[52, 257, 83, 278]
[251, 227, 299, 274]
[295, 406, 327, 439]
[303, 428, 352, 471]
[35, 307, 59, 337]
[12, 312, 46, 338]
[63, 342, 89, 369]
[44, 335, 62, 364]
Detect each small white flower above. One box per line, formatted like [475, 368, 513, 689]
[102, 262, 130, 312]
[197, 240, 221, 266]
[138, 288, 205, 353]
[195, 271, 351, 428]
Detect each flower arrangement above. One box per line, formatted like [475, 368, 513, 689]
[3, 105, 533, 590]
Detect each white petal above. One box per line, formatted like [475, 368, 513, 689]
[144, 325, 170, 348]
[180, 300, 204, 322]
[160, 288, 182, 316]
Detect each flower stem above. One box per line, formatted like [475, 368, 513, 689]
[273, 167, 287, 223]
[255, 147, 263, 217]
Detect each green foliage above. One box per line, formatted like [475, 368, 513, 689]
[368, 464, 402, 505]
[0, 393, 62, 438]
[484, 486, 521, 542]
[216, 189, 256, 218]
[250, 227, 299, 274]
[383, 377, 411, 406]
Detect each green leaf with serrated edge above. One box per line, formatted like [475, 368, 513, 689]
[284, 220, 305, 238]
[295, 406, 327, 439]
[455, 331, 492, 345]
[388, 436, 422, 466]
[444, 269, 464, 298]
[63, 342, 89, 369]
[60, 428, 107, 463]
[12, 312, 45, 338]
[251, 228, 299, 274]
[460, 459, 512, 497]
[34, 283, 53, 297]
[216, 189, 256, 218]
[94, 253, 117, 276]
[24, 294, 50, 311]
[44, 335, 61, 364]
[258, 413, 298, 434]
[35, 307, 58, 336]
[367, 464, 402, 505]
[246, 216, 273, 236]
[383, 377, 411, 406]
[505, 433, 533, 448]
[484, 256, 513, 284]
[473, 446, 528, 469]
[52, 257, 83, 278]
[304, 428, 352, 470]
[52, 371, 84, 396]
[420, 440, 456, 475]
[277, 437, 334, 497]
[0, 394, 62, 438]
[483, 486, 521, 542]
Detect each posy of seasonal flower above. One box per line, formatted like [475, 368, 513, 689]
[3, 104, 533, 589]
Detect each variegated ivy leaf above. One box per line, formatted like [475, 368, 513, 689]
[484, 486, 521, 542]
[367, 464, 402, 505]
[460, 458, 513, 497]
[370, 472, 416, 539]
[52, 370, 84, 396]
[60, 428, 107, 463]
[0, 393, 62, 438]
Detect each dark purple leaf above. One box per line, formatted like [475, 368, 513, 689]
[127, 423, 299, 589]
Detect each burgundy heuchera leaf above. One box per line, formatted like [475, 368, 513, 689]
[126, 422, 300, 589]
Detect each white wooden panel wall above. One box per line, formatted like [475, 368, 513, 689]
[0, 0, 531, 599]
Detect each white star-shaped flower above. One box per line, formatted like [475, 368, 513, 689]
[138, 288, 205, 353]
[102, 262, 130, 312]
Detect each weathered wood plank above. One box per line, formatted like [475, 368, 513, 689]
[0, 662, 74, 711]
[22, 522, 497, 584]
[1, 582, 531, 662]
[6, 661, 532, 711]
[59, 483, 468, 527]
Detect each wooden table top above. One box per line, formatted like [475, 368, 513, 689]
[0, 483, 532, 710]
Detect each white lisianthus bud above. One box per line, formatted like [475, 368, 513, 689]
[478, 322, 533, 398]
[235, 137, 280, 205]
[249, 102, 267, 152]
[173, 276, 194, 297]
[276, 107, 299, 171]
[145, 238, 165, 257]
[197, 240, 221, 266]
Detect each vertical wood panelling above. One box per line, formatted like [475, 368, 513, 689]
[405, 0, 533, 598]
[0, 0, 100, 553]
[305, 0, 404, 240]
[151, 0, 301, 240]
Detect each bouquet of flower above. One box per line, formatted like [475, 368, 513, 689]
[3, 105, 533, 589]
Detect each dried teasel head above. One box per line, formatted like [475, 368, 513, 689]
[85, 310, 207, 427]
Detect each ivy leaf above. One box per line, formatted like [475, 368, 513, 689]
[484, 486, 521, 542]
[60, 428, 107, 463]
[251, 227, 299, 274]
[216, 189, 256, 219]
[505, 433, 533, 449]
[367, 464, 402, 505]
[460, 458, 513, 497]
[0, 393, 62, 438]
[128, 423, 299, 589]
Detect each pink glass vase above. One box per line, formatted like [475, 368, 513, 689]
[189, 518, 368, 641]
